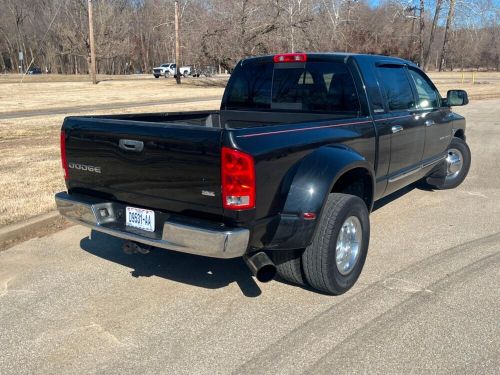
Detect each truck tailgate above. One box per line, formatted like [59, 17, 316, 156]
[62, 117, 223, 218]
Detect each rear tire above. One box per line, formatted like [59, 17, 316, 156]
[271, 249, 306, 286]
[302, 193, 370, 295]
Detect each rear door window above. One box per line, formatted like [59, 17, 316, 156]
[225, 61, 360, 116]
[376, 66, 415, 111]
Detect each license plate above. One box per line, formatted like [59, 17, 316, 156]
[125, 207, 155, 232]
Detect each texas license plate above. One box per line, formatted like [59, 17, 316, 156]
[125, 207, 155, 232]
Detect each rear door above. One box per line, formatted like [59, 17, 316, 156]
[374, 63, 425, 190]
[407, 67, 452, 160]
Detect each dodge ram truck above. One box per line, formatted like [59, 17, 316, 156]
[55, 53, 471, 295]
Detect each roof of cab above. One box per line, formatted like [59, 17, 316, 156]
[240, 52, 418, 69]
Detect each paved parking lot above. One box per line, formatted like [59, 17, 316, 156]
[1, 100, 499, 374]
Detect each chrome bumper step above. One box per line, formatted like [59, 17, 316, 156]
[55, 192, 249, 259]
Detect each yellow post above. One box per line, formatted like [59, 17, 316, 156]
[461, 71, 464, 84]
[472, 71, 476, 84]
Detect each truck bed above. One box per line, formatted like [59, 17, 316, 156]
[88, 110, 223, 128]
[85, 110, 353, 129]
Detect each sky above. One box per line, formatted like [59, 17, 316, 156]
[367, 0, 500, 8]
[367, 0, 499, 27]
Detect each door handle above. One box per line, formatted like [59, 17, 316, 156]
[425, 120, 435, 127]
[119, 139, 144, 152]
[391, 125, 404, 134]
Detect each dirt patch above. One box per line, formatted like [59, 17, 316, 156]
[0, 215, 72, 252]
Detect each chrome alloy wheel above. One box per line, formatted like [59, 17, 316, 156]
[445, 148, 464, 180]
[335, 216, 362, 275]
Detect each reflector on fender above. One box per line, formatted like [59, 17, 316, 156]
[221, 147, 255, 210]
[273, 53, 307, 63]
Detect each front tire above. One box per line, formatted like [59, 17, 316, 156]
[154, 75, 160, 79]
[302, 193, 370, 295]
[427, 137, 471, 190]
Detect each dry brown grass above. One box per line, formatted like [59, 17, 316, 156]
[429, 71, 500, 100]
[0, 72, 498, 227]
[0, 74, 226, 113]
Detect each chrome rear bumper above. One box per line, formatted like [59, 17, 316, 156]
[55, 192, 249, 258]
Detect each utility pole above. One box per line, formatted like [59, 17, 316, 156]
[88, 0, 97, 84]
[174, 0, 181, 85]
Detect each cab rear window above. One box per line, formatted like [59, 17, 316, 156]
[224, 61, 360, 116]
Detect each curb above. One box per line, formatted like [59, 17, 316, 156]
[0, 211, 71, 250]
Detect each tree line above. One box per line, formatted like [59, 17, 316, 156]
[0, 0, 498, 75]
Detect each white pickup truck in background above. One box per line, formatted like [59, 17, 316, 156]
[152, 63, 192, 78]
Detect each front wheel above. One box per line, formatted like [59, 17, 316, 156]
[154, 75, 160, 79]
[164, 71, 170, 78]
[302, 193, 370, 295]
[427, 137, 471, 190]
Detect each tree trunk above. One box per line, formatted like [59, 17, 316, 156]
[439, 0, 455, 72]
[407, 7, 417, 61]
[418, 0, 425, 67]
[423, 0, 443, 70]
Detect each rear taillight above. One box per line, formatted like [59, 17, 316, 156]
[221, 147, 255, 210]
[60, 131, 68, 180]
[273, 53, 307, 63]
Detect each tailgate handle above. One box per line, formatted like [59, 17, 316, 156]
[119, 139, 144, 152]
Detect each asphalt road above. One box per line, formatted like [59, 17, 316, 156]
[1, 100, 499, 374]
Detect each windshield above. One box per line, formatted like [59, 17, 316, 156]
[224, 61, 360, 116]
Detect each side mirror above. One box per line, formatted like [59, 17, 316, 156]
[446, 90, 469, 106]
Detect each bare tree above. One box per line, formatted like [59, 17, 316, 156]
[0, 0, 497, 74]
[279, 0, 313, 52]
[439, 0, 455, 71]
[418, 0, 425, 67]
[423, 0, 443, 70]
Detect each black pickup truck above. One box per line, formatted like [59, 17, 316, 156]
[55, 53, 470, 295]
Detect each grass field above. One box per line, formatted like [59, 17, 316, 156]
[427, 71, 500, 100]
[0, 72, 499, 226]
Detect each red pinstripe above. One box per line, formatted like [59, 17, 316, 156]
[236, 114, 412, 139]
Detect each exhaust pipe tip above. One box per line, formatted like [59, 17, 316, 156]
[255, 263, 277, 283]
[244, 252, 276, 283]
